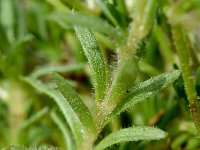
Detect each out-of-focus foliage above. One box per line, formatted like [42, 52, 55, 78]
[0, 0, 199, 149]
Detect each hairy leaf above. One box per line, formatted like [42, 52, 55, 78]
[75, 26, 108, 101]
[54, 74, 96, 132]
[112, 70, 181, 115]
[5, 145, 60, 150]
[95, 126, 167, 150]
[22, 77, 84, 147]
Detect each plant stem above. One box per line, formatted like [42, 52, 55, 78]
[172, 25, 200, 135]
[119, 0, 157, 61]
[95, 0, 157, 133]
[7, 80, 26, 144]
[94, 0, 160, 143]
[94, 57, 138, 133]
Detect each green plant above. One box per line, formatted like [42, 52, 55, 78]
[23, 0, 182, 149]
[1, 0, 200, 149]
[23, 30, 181, 149]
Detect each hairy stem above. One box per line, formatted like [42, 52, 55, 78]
[172, 25, 200, 135]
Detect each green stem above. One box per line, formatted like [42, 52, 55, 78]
[119, 0, 157, 61]
[95, 0, 158, 133]
[172, 25, 200, 135]
[6, 80, 26, 144]
[95, 57, 138, 132]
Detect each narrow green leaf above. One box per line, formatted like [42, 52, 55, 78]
[115, 0, 128, 17]
[31, 63, 85, 78]
[75, 26, 108, 101]
[143, 0, 157, 34]
[22, 77, 84, 147]
[95, 126, 167, 150]
[94, 0, 128, 29]
[48, 12, 121, 41]
[94, 0, 119, 27]
[112, 70, 181, 115]
[105, 2, 127, 28]
[154, 24, 174, 64]
[54, 74, 96, 132]
[51, 110, 75, 150]
[6, 145, 60, 150]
